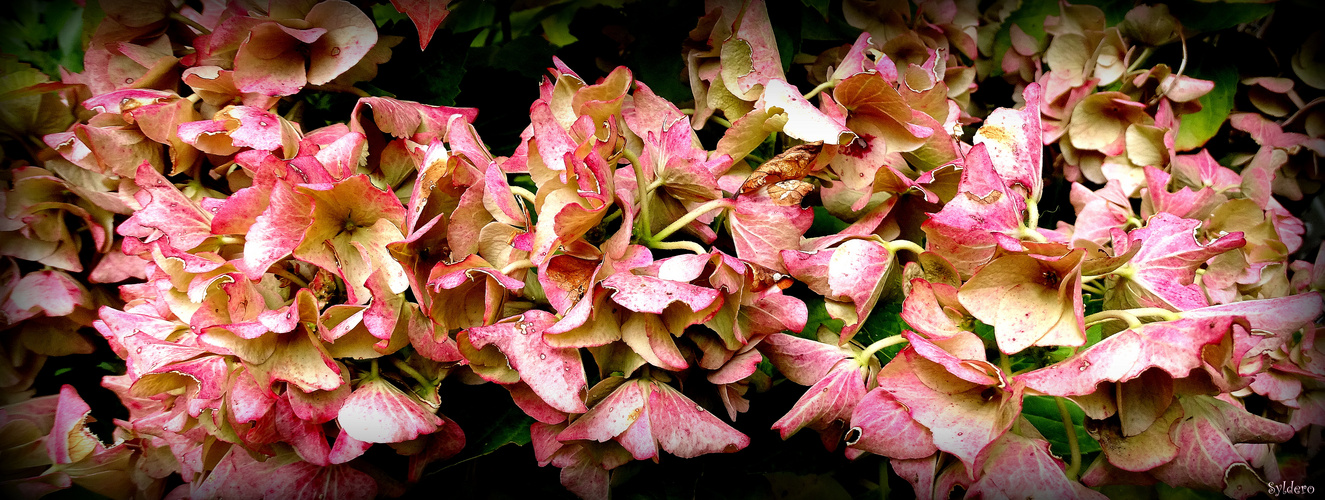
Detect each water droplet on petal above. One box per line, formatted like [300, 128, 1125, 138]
[135, 347, 143, 354]
[124, 78, 134, 84]
[539, 354, 546, 360]
[695, 405, 704, 412]
[957, 432, 963, 436]
[331, 47, 341, 56]
[259, 121, 268, 127]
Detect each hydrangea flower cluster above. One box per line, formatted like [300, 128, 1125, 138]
[1, 0, 1322, 498]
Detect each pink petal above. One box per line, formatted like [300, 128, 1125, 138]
[847, 389, 937, 459]
[1017, 317, 1235, 396]
[465, 310, 588, 413]
[648, 381, 750, 458]
[337, 377, 442, 443]
[390, 0, 451, 50]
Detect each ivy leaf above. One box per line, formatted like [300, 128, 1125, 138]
[1021, 395, 1102, 458]
[1174, 56, 1237, 151]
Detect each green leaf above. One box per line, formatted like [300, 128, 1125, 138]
[799, 0, 830, 20]
[972, 319, 997, 348]
[1174, 55, 1237, 151]
[371, 3, 408, 28]
[768, 3, 802, 73]
[539, 4, 578, 47]
[54, 367, 72, 376]
[447, 0, 496, 34]
[1048, 322, 1103, 363]
[622, 1, 693, 104]
[434, 405, 534, 472]
[800, 12, 862, 42]
[1021, 395, 1101, 458]
[0, 0, 84, 77]
[1167, 0, 1273, 33]
[806, 206, 850, 238]
[858, 301, 907, 363]
[802, 297, 845, 338]
[39, 483, 114, 500]
[1156, 482, 1228, 500]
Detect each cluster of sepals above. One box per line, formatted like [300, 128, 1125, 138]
[0, 0, 1322, 499]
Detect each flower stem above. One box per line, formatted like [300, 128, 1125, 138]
[710, 115, 733, 128]
[510, 186, 537, 205]
[1082, 308, 1179, 329]
[650, 239, 708, 254]
[500, 259, 537, 275]
[1055, 396, 1082, 481]
[1126, 46, 1153, 74]
[858, 335, 909, 366]
[802, 80, 837, 101]
[883, 239, 926, 257]
[271, 267, 309, 289]
[392, 358, 434, 388]
[649, 198, 733, 243]
[1000, 351, 1020, 434]
[623, 148, 652, 240]
[369, 358, 380, 379]
[169, 12, 211, 35]
[1081, 282, 1107, 296]
[308, 83, 371, 98]
[1019, 195, 1048, 243]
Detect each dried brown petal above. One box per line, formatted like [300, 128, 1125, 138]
[739, 141, 823, 194]
[767, 179, 815, 206]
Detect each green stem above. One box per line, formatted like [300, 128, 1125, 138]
[883, 239, 926, 257]
[802, 80, 837, 101]
[510, 186, 537, 205]
[1081, 282, 1107, 296]
[308, 83, 371, 98]
[1129, 307, 1182, 321]
[170, 12, 211, 35]
[215, 235, 245, 246]
[623, 148, 652, 240]
[271, 268, 309, 289]
[1084, 309, 1141, 329]
[1083, 308, 1179, 329]
[1000, 351, 1020, 434]
[650, 239, 708, 254]
[710, 115, 733, 128]
[500, 259, 537, 275]
[1019, 195, 1048, 243]
[600, 208, 622, 225]
[1126, 46, 1153, 74]
[649, 198, 733, 243]
[878, 460, 891, 499]
[392, 358, 434, 388]
[858, 335, 909, 366]
[647, 177, 666, 193]
[1055, 397, 1082, 481]
[369, 358, 380, 379]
